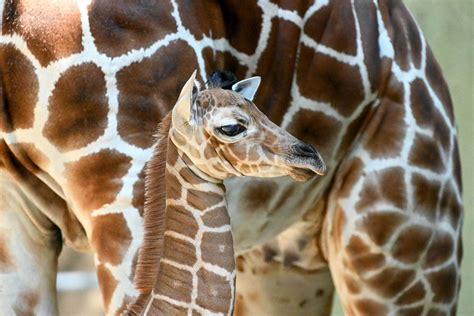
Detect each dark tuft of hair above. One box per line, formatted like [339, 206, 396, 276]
[206, 70, 237, 89]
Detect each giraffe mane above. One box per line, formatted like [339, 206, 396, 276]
[132, 112, 172, 305]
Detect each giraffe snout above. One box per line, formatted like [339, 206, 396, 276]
[289, 142, 327, 179]
[293, 143, 318, 157]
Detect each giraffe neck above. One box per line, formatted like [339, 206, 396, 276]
[130, 119, 236, 315]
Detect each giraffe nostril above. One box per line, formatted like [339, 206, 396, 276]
[293, 143, 317, 157]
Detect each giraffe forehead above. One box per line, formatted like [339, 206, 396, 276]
[198, 89, 246, 109]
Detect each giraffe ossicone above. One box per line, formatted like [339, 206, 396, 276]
[127, 70, 326, 315]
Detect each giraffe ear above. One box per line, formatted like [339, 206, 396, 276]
[173, 70, 198, 129]
[231, 76, 261, 101]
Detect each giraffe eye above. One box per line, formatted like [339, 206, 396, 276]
[217, 124, 247, 137]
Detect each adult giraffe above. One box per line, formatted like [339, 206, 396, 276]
[0, 0, 462, 315]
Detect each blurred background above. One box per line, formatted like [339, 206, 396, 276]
[57, 1, 473, 315]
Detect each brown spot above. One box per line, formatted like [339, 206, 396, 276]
[392, 225, 432, 264]
[179, 167, 206, 186]
[64, 149, 132, 212]
[354, 1, 384, 91]
[409, 133, 446, 173]
[367, 267, 415, 298]
[425, 263, 458, 303]
[297, 47, 364, 117]
[0, 237, 14, 271]
[456, 232, 463, 267]
[234, 293, 246, 316]
[346, 235, 369, 256]
[176, 1, 225, 41]
[13, 290, 39, 316]
[44, 63, 108, 152]
[149, 298, 187, 315]
[0, 45, 38, 132]
[392, 2, 423, 70]
[331, 206, 346, 251]
[132, 164, 146, 217]
[338, 158, 364, 198]
[423, 230, 454, 269]
[398, 306, 425, 316]
[270, 0, 311, 16]
[287, 110, 342, 159]
[162, 234, 197, 267]
[344, 276, 361, 294]
[337, 104, 373, 157]
[316, 289, 325, 297]
[116, 40, 199, 149]
[241, 180, 278, 210]
[96, 264, 118, 311]
[201, 231, 235, 272]
[425, 47, 454, 124]
[395, 281, 425, 305]
[89, 0, 176, 57]
[3, 0, 82, 66]
[91, 213, 132, 266]
[348, 252, 386, 275]
[155, 261, 193, 303]
[173, 132, 187, 147]
[304, 1, 357, 55]
[359, 211, 408, 246]
[166, 205, 199, 239]
[452, 140, 462, 192]
[187, 188, 223, 211]
[354, 298, 388, 315]
[166, 172, 182, 201]
[363, 94, 406, 158]
[218, 1, 262, 55]
[412, 173, 441, 221]
[236, 256, 245, 273]
[202, 206, 230, 228]
[356, 167, 407, 212]
[196, 268, 233, 314]
[439, 184, 463, 228]
[427, 308, 446, 316]
[254, 19, 301, 124]
[298, 299, 308, 308]
[248, 291, 259, 303]
[411, 79, 451, 151]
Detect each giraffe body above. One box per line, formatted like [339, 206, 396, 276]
[0, 0, 462, 315]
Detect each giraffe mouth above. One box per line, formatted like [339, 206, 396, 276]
[288, 161, 326, 182]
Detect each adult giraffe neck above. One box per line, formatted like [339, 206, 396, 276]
[129, 115, 236, 315]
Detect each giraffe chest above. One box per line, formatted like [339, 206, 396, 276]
[226, 172, 332, 270]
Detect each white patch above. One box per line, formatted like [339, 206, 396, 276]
[373, 0, 394, 59]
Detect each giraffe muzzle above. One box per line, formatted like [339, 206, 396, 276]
[288, 142, 326, 181]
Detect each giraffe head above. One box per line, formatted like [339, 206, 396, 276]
[170, 70, 326, 182]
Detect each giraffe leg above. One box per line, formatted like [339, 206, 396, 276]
[0, 171, 62, 315]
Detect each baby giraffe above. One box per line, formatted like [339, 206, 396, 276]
[126, 71, 326, 315]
